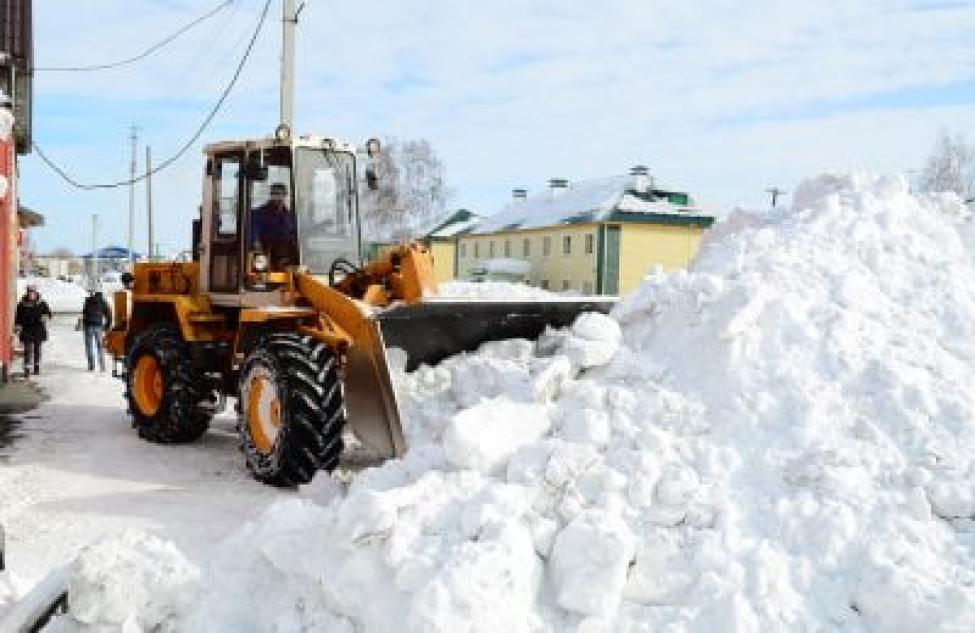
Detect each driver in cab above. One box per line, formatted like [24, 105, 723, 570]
[250, 182, 298, 269]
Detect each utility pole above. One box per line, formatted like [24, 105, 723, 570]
[128, 127, 138, 265]
[91, 213, 99, 287]
[766, 187, 786, 208]
[146, 146, 154, 261]
[280, 0, 299, 130]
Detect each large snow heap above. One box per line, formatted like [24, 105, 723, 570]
[48, 173, 975, 631]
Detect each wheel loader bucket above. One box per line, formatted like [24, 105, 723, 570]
[343, 297, 617, 461]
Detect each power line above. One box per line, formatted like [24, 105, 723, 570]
[34, 1, 236, 72]
[32, 0, 272, 191]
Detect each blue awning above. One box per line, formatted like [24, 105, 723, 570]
[80, 245, 143, 260]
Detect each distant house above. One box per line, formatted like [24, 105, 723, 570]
[421, 209, 481, 283]
[456, 167, 714, 295]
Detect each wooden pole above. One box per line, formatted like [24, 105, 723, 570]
[146, 146, 153, 260]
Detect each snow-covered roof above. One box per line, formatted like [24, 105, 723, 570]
[470, 175, 712, 234]
[423, 209, 483, 239]
[429, 216, 480, 238]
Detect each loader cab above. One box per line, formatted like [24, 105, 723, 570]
[201, 137, 363, 304]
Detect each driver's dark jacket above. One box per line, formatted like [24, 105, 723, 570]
[250, 204, 295, 246]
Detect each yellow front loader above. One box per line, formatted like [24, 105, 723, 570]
[106, 133, 614, 486]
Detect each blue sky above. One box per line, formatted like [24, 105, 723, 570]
[19, 0, 975, 255]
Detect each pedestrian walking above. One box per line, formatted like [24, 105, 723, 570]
[14, 285, 52, 377]
[81, 289, 112, 372]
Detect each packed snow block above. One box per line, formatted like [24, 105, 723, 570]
[335, 490, 398, 544]
[557, 406, 611, 447]
[66, 530, 200, 630]
[449, 356, 532, 408]
[853, 564, 975, 633]
[444, 398, 551, 473]
[624, 534, 693, 605]
[544, 441, 602, 489]
[925, 480, 975, 520]
[563, 312, 623, 369]
[530, 355, 573, 402]
[405, 523, 542, 633]
[549, 511, 635, 616]
[460, 484, 532, 541]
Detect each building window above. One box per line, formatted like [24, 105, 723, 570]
[474, 242, 480, 258]
[543, 236, 551, 256]
[583, 281, 593, 295]
[523, 238, 530, 256]
[585, 234, 594, 254]
[562, 280, 570, 291]
[504, 239, 511, 257]
[563, 236, 571, 255]
[460, 243, 466, 258]
[540, 280, 550, 290]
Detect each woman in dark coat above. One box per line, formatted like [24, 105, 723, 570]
[14, 285, 52, 377]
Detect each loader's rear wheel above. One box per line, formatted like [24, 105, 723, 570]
[238, 333, 345, 486]
[125, 325, 212, 443]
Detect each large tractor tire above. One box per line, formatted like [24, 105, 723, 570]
[238, 333, 346, 486]
[125, 325, 212, 443]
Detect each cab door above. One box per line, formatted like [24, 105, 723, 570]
[206, 153, 244, 293]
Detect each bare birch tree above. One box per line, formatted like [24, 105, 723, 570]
[360, 137, 449, 240]
[919, 130, 975, 202]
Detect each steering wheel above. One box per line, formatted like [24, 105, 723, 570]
[328, 257, 360, 286]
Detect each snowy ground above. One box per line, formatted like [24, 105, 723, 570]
[3, 173, 975, 631]
[0, 317, 289, 605]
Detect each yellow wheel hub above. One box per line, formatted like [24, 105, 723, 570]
[132, 355, 164, 417]
[247, 370, 281, 455]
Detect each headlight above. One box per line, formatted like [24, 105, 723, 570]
[275, 123, 292, 143]
[253, 254, 269, 272]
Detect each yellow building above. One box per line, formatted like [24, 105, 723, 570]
[422, 209, 481, 283]
[456, 169, 714, 295]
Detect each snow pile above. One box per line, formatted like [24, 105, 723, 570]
[47, 531, 199, 631]
[439, 280, 558, 299]
[16, 277, 88, 313]
[43, 173, 975, 631]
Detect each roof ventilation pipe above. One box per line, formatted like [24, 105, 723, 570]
[630, 165, 651, 194]
[548, 178, 569, 197]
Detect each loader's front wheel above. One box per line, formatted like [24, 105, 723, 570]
[125, 325, 212, 443]
[238, 334, 345, 486]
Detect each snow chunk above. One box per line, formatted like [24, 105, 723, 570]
[549, 511, 635, 616]
[64, 530, 200, 630]
[926, 480, 975, 520]
[563, 312, 623, 369]
[444, 398, 551, 472]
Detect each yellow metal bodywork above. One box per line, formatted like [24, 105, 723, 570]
[110, 244, 437, 365]
[109, 244, 439, 461]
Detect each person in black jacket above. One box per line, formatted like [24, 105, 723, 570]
[14, 285, 52, 377]
[81, 289, 113, 372]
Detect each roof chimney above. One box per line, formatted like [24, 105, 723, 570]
[548, 178, 569, 197]
[512, 188, 528, 202]
[630, 165, 651, 194]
